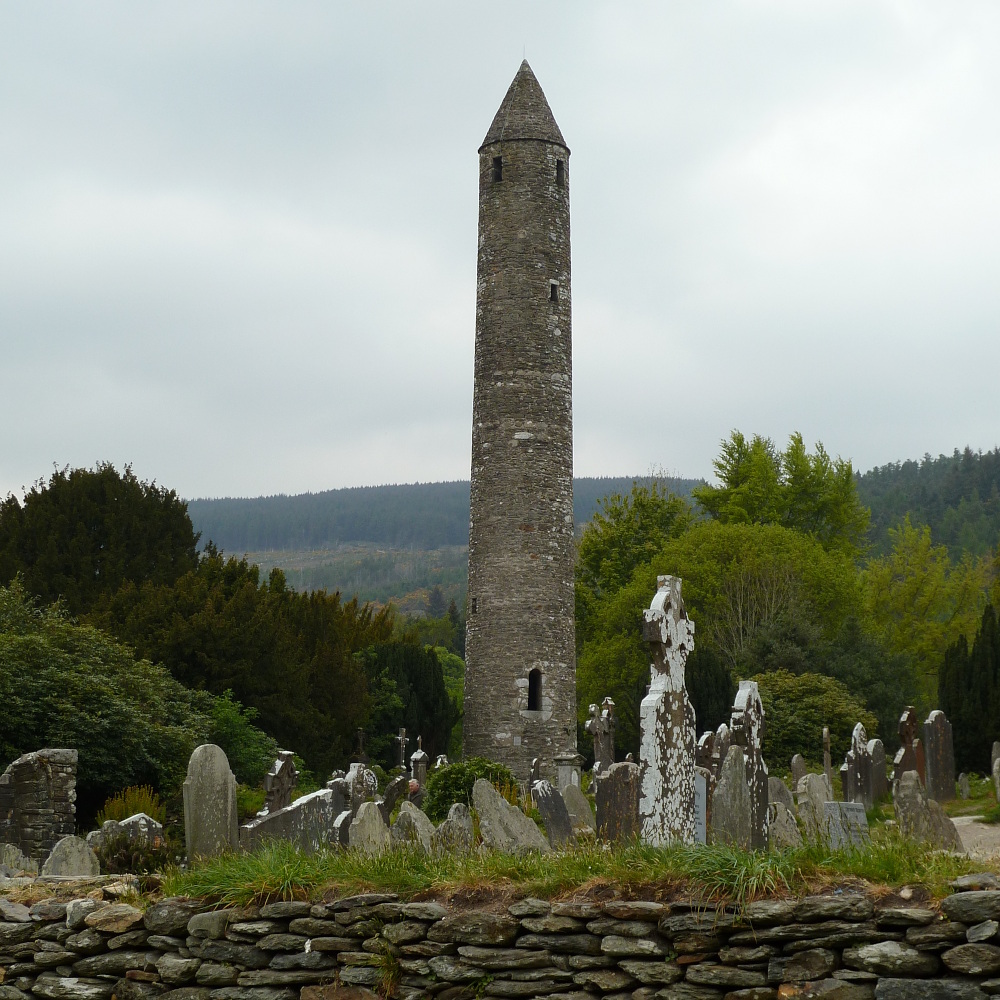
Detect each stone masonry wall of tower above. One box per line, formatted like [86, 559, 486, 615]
[463, 62, 577, 780]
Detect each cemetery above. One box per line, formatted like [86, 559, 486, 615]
[4, 576, 1000, 1000]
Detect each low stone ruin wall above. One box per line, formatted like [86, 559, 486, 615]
[7, 880, 1000, 1000]
[0, 750, 77, 866]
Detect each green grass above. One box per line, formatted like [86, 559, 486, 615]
[161, 826, 986, 910]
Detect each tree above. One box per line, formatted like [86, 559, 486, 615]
[0, 464, 199, 615]
[693, 431, 870, 556]
[862, 517, 989, 707]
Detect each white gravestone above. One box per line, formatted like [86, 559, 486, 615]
[183, 744, 238, 860]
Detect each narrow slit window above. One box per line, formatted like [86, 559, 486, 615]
[556, 159, 565, 187]
[471, 597, 478, 614]
[492, 156, 503, 182]
[527, 669, 542, 711]
[549, 281, 559, 303]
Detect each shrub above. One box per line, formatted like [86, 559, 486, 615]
[423, 757, 515, 822]
[96, 785, 166, 825]
[209, 691, 280, 786]
[95, 830, 174, 880]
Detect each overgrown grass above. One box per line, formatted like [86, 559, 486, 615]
[162, 826, 986, 909]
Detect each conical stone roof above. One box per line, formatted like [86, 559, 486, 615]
[480, 60, 568, 151]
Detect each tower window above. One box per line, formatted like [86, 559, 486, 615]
[527, 669, 542, 711]
[556, 159, 565, 187]
[471, 597, 478, 614]
[492, 156, 503, 182]
[549, 281, 559, 303]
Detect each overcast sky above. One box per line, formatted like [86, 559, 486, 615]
[3, 2, 999, 500]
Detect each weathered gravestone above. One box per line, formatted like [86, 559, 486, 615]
[183, 744, 238, 859]
[993, 742, 1000, 771]
[790, 755, 807, 789]
[895, 706, 925, 783]
[796, 772, 834, 842]
[596, 761, 640, 844]
[561, 783, 596, 833]
[241, 788, 337, 854]
[710, 746, 751, 849]
[638, 575, 697, 846]
[346, 763, 379, 816]
[923, 709, 956, 803]
[694, 767, 709, 845]
[259, 751, 297, 816]
[0, 748, 77, 865]
[472, 778, 551, 854]
[731, 680, 769, 850]
[379, 775, 409, 827]
[390, 800, 435, 854]
[40, 835, 99, 877]
[349, 800, 390, 855]
[768, 802, 803, 850]
[119, 813, 164, 846]
[768, 776, 795, 814]
[823, 802, 871, 850]
[841, 723, 873, 810]
[958, 773, 970, 800]
[869, 738, 889, 803]
[894, 770, 962, 851]
[823, 726, 834, 792]
[410, 738, 429, 790]
[332, 810, 353, 847]
[532, 780, 575, 849]
[431, 802, 474, 855]
[586, 698, 616, 776]
[555, 751, 584, 792]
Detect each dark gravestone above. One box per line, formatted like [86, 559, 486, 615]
[790, 755, 807, 789]
[868, 738, 889, 803]
[923, 710, 956, 803]
[596, 761, 640, 844]
[379, 775, 409, 826]
[694, 767, 709, 844]
[731, 681, 768, 850]
[894, 706, 922, 782]
[532, 780, 575, 849]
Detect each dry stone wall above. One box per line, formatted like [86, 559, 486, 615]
[8, 881, 1000, 1000]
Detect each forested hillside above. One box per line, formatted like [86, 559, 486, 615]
[187, 476, 702, 554]
[857, 447, 1000, 557]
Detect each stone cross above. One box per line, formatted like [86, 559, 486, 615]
[923, 710, 956, 803]
[396, 728, 409, 771]
[823, 726, 834, 791]
[259, 751, 298, 816]
[730, 680, 769, 850]
[638, 575, 697, 846]
[586, 698, 616, 775]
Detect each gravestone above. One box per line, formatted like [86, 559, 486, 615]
[841, 723, 872, 810]
[768, 802, 803, 850]
[790, 755, 807, 789]
[637, 575, 697, 846]
[532, 780, 575, 849]
[824, 802, 871, 850]
[731, 680, 769, 850]
[332, 810, 352, 847]
[993, 741, 1000, 772]
[240, 788, 337, 854]
[379, 775, 408, 826]
[561, 783, 596, 833]
[958, 773, 970, 800]
[768, 776, 795, 814]
[710, 723, 731, 791]
[823, 726, 834, 791]
[796, 772, 834, 842]
[327, 777, 349, 817]
[410, 737, 430, 790]
[596, 761, 640, 844]
[85, 819, 122, 853]
[40, 835, 99, 877]
[710, 746, 751, 849]
[349, 801, 390, 855]
[119, 813, 164, 846]
[696, 732, 715, 773]
[894, 770, 962, 851]
[586, 698, 617, 776]
[431, 802, 474, 855]
[868, 738, 889, 803]
[259, 751, 298, 816]
[183, 744, 238, 859]
[396, 729, 409, 771]
[0, 748, 77, 865]
[694, 767, 708, 845]
[346, 763, 378, 816]
[895, 706, 925, 784]
[472, 778, 551, 854]
[923, 709, 956, 803]
[840, 754, 858, 806]
[993, 757, 1000, 807]
[555, 752, 584, 792]
[390, 801, 435, 854]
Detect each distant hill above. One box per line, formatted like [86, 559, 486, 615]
[856, 447, 1000, 557]
[187, 476, 702, 555]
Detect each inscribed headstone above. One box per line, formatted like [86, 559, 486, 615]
[694, 767, 708, 845]
[183, 744, 238, 860]
[596, 761, 640, 845]
[958, 773, 970, 800]
[823, 802, 871, 850]
[638, 576, 697, 846]
[561, 783, 596, 833]
[40, 836, 99, 877]
[796, 772, 834, 842]
[710, 746, 751, 849]
[532, 780, 575, 849]
[731, 680, 769, 850]
[923, 710, 956, 803]
[349, 800, 390, 855]
[240, 788, 337, 854]
[768, 776, 795, 814]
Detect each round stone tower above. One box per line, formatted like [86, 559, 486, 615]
[463, 61, 576, 779]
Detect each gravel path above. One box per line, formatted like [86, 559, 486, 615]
[953, 815, 1000, 859]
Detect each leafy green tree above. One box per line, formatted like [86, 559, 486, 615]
[693, 431, 870, 556]
[748, 669, 877, 770]
[0, 464, 198, 615]
[0, 580, 272, 818]
[862, 517, 989, 707]
[422, 757, 515, 822]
